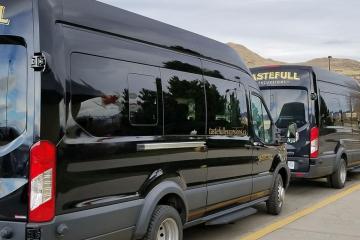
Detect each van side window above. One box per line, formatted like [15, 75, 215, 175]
[206, 79, 248, 136]
[0, 44, 27, 146]
[339, 95, 352, 128]
[128, 74, 158, 125]
[161, 69, 206, 135]
[251, 94, 273, 143]
[320, 92, 343, 127]
[70, 53, 161, 137]
[353, 98, 360, 129]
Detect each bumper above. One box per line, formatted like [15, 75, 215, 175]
[1, 199, 143, 240]
[0, 221, 26, 240]
[290, 157, 334, 179]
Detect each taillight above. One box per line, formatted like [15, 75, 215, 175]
[29, 141, 56, 223]
[310, 127, 319, 158]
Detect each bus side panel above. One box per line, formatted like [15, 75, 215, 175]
[318, 81, 355, 172]
[50, 25, 209, 239]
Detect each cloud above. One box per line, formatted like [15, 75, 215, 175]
[97, 0, 360, 62]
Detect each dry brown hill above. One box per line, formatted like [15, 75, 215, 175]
[228, 42, 284, 67]
[301, 58, 360, 80]
[228, 42, 360, 81]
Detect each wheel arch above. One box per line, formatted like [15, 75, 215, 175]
[335, 146, 348, 171]
[271, 154, 290, 189]
[133, 180, 188, 239]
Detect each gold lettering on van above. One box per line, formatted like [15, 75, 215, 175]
[252, 72, 300, 81]
[0, 6, 10, 25]
[209, 127, 247, 136]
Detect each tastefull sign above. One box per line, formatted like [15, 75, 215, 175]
[252, 72, 301, 81]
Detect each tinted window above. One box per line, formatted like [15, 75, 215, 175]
[162, 69, 206, 135]
[206, 78, 248, 136]
[128, 74, 158, 125]
[320, 92, 343, 127]
[0, 43, 27, 145]
[70, 53, 161, 137]
[352, 98, 360, 129]
[251, 94, 273, 143]
[340, 95, 352, 127]
[262, 89, 308, 129]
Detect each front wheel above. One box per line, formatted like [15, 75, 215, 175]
[144, 205, 183, 240]
[328, 158, 347, 189]
[266, 174, 285, 215]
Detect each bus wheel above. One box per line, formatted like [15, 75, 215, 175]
[329, 158, 347, 189]
[267, 174, 285, 215]
[144, 205, 183, 240]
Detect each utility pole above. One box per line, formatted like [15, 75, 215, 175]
[328, 56, 332, 71]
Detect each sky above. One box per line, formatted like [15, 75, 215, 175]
[97, 0, 360, 63]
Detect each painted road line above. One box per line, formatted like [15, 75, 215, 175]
[241, 183, 360, 240]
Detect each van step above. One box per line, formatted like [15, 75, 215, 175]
[205, 207, 257, 225]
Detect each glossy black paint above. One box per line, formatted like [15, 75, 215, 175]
[0, 0, 36, 221]
[0, 1, 289, 239]
[252, 65, 360, 178]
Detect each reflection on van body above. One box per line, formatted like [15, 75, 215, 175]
[0, 43, 27, 145]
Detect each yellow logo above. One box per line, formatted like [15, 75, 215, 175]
[252, 72, 300, 81]
[0, 6, 10, 25]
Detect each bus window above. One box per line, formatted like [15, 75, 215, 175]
[206, 79, 248, 136]
[0, 42, 27, 145]
[251, 94, 272, 144]
[320, 92, 343, 127]
[352, 97, 360, 129]
[262, 89, 308, 129]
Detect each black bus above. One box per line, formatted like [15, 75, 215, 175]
[0, 1, 290, 239]
[252, 65, 360, 189]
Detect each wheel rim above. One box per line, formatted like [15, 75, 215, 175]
[157, 218, 179, 240]
[278, 183, 285, 208]
[340, 160, 347, 185]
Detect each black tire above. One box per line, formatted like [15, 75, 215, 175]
[266, 174, 285, 215]
[329, 158, 347, 189]
[144, 205, 183, 240]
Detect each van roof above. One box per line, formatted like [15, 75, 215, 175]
[251, 65, 360, 90]
[55, 0, 249, 72]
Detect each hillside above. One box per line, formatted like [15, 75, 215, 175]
[228, 42, 360, 81]
[227, 43, 284, 67]
[301, 58, 360, 80]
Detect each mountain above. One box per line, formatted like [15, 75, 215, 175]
[227, 43, 284, 67]
[301, 58, 360, 81]
[228, 42, 360, 81]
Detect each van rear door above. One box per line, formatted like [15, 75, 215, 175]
[0, 0, 35, 223]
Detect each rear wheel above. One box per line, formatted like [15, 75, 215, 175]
[266, 174, 285, 215]
[144, 205, 183, 240]
[329, 157, 347, 189]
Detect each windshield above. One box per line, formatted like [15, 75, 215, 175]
[262, 89, 308, 129]
[0, 42, 27, 145]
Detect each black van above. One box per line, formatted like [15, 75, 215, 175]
[0, 1, 290, 239]
[252, 65, 360, 189]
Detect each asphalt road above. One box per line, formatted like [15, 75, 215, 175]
[184, 171, 360, 240]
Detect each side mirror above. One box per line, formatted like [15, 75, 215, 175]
[287, 123, 299, 143]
